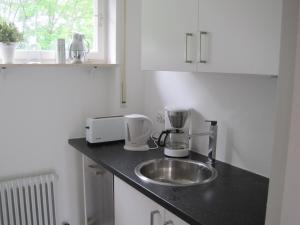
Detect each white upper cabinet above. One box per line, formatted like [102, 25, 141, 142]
[141, 0, 198, 72]
[197, 0, 282, 75]
[141, 0, 282, 75]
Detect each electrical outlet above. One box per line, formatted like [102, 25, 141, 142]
[156, 111, 165, 124]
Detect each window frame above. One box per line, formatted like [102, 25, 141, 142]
[3, 0, 106, 64]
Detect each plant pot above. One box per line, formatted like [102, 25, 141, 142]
[0, 42, 17, 64]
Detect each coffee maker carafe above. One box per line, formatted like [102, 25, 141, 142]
[158, 108, 191, 157]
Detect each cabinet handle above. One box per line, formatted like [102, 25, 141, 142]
[88, 164, 98, 169]
[88, 164, 105, 176]
[150, 210, 160, 225]
[185, 33, 193, 63]
[199, 31, 208, 64]
[164, 220, 174, 225]
[95, 170, 105, 176]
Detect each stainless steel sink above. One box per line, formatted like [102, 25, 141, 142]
[135, 158, 217, 186]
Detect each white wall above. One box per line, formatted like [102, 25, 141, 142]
[143, 72, 277, 177]
[274, 0, 300, 224]
[0, 67, 116, 225]
[107, 0, 145, 115]
[280, 11, 300, 223]
[265, 0, 300, 223]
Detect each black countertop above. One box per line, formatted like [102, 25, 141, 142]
[69, 138, 269, 225]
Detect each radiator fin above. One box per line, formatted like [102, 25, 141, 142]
[0, 174, 57, 225]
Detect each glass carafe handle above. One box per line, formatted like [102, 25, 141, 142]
[157, 130, 170, 147]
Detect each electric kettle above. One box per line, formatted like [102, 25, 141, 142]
[124, 114, 153, 151]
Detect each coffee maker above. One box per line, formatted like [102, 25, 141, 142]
[158, 107, 191, 157]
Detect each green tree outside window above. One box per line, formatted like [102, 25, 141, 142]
[0, 0, 94, 50]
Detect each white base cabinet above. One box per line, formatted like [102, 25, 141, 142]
[82, 156, 114, 225]
[164, 210, 189, 225]
[114, 176, 189, 225]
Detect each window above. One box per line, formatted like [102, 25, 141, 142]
[0, 0, 105, 62]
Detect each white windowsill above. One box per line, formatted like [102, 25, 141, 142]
[0, 60, 118, 68]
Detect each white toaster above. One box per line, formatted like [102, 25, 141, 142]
[86, 116, 125, 144]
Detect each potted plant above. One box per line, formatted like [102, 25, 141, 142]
[0, 19, 23, 64]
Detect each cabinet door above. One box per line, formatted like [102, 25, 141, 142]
[114, 176, 164, 225]
[141, 0, 198, 72]
[82, 156, 114, 225]
[164, 210, 189, 225]
[197, 0, 282, 75]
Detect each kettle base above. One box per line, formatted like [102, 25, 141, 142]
[164, 148, 190, 158]
[124, 144, 150, 151]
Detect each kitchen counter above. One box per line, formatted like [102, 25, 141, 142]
[69, 138, 269, 225]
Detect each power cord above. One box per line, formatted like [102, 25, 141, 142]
[148, 132, 160, 150]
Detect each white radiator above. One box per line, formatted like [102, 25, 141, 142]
[0, 173, 58, 225]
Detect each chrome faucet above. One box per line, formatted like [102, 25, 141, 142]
[190, 120, 218, 164]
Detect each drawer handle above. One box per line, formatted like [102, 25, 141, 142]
[164, 220, 174, 225]
[150, 210, 160, 225]
[95, 170, 105, 176]
[199, 31, 208, 64]
[185, 33, 193, 63]
[88, 164, 98, 169]
[88, 164, 105, 176]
